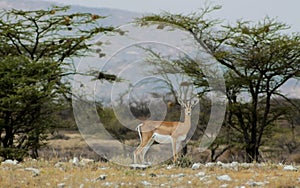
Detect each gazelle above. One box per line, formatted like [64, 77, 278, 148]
[133, 87, 199, 164]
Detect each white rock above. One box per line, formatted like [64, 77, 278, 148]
[24, 167, 40, 176]
[54, 162, 64, 168]
[199, 175, 210, 181]
[205, 162, 216, 167]
[235, 186, 246, 188]
[1, 159, 18, 165]
[217, 161, 240, 170]
[99, 167, 108, 170]
[72, 157, 79, 166]
[231, 161, 239, 167]
[217, 175, 232, 181]
[166, 165, 173, 170]
[246, 180, 266, 186]
[95, 174, 107, 181]
[204, 180, 213, 184]
[220, 184, 228, 188]
[191, 163, 201, 170]
[80, 158, 94, 165]
[256, 163, 267, 167]
[240, 163, 253, 169]
[103, 182, 112, 186]
[171, 173, 185, 178]
[130, 164, 149, 170]
[79, 184, 84, 188]
[141, 180, 151, 186]
[195, 171, 206, 177]
[283, 165, 298, 171]
[57, 183, 65, 188]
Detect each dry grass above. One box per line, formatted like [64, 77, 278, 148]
[1, 131, 299, 187]
[0, 159, 299, 188]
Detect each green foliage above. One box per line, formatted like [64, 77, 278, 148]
[0, 6, 116, 159]
[0, 148, 27, 161]
[137, 5, 221, 39]
[0, 6, 115, 62]
[217, 18, 300, 162]
[164, 153, 193, 168]
[175, 154, 194, 168]
[137, 5, 300, 162]
[98, 107, 136, 141]
[0, 56, 63, 159]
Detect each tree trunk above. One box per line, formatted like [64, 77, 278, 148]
[246, 144, 259, 163]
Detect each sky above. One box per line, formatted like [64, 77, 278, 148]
[42, 0, 300, 32]
[42, 0, 300, 98]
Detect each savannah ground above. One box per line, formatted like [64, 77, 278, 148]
[1, 158, 299, 187]
[1, 132, 299, 187]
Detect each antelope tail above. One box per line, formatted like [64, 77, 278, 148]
[136, 123, 143, 141]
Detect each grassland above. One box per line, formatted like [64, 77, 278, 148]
[1, 132, 299, 187]
[1, 158, 299, 187]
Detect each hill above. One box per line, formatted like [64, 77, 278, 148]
[0, 0, 141, 26]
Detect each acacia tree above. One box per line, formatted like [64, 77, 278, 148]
[217, 19, 300, 162]
[137, 6, 300, 162]
[0, 6, 116, 159]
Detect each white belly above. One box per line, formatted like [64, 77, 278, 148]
[152, 133, 172, 144]
[177, 135, 187, 142]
